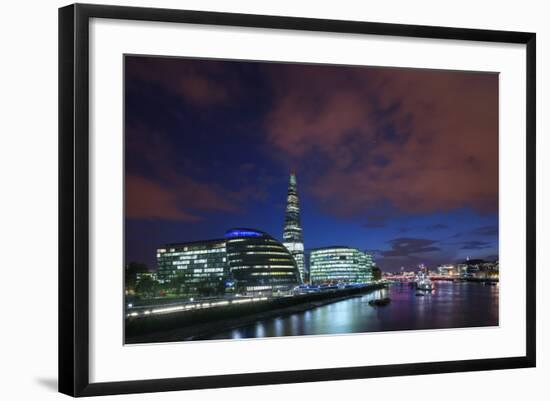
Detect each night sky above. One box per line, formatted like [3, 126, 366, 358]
[124, 55, 499, 273]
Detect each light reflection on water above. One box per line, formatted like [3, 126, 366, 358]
[204, 282, 499, 340]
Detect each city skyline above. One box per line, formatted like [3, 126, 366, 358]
[125, 55, 499, 272]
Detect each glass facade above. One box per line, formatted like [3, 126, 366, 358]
[156, 239, 228, 297]
[226, 229, 301, 295]
[283, 173, 306, 283]
[156, 229, 301, 297]
[309, 247, 374, 285]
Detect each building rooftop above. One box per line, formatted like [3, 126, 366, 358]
[224, 228, 267, 238]
[310, 246, 359, 251]
[160, 238, 226, 248]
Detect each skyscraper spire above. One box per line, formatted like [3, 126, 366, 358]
[283, 172, 306, 283]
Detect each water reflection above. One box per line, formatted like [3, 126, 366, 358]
[205, 282, 498, 340]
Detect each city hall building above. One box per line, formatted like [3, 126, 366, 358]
[309, 246, 374, 285]
[226, 228, 301, 295]
[157, 229, 301, 297]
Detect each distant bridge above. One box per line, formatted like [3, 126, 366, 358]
[384, 275, 498, 283]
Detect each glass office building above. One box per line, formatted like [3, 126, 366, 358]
[156, 229, 301, 297]
[156, 239, 228, 297]
[309, 247, 374, 285]
[226, 229, 301, 295]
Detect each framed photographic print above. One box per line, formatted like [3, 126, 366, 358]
[59, 3, 536, 397]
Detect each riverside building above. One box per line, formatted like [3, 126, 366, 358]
[226, 228, 301, 296]
[309, 247, 374, 285]
[156, 239, 228, 297]
[156, 229, 301, 297]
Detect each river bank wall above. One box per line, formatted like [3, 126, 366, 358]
[125, 283, 386, 343]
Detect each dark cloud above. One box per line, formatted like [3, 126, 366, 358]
[125, 173, 240, 221]
[381, 237, 441, 257]
[456, 240, 493, 250]
[126, 56, 239, 107]
[401, 223, 448, 232]
[452, 225, 499, 238]
[127, 58, 498, 221]
[264, 64, 498, 218]
[124, 125, 245, 221]
[125, 174, 202, 221]
[178, 74, 229, 106]
[472, 225, 499, 236]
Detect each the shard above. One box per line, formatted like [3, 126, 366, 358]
[283, 172, 306, 283]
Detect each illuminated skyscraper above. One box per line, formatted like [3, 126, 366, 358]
[309, 247, 374, 284]
[283, 172, 306, 283]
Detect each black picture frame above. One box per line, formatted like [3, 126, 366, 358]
[59, 3, 536, 397]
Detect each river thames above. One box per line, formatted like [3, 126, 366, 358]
[203, 281, 499, 340]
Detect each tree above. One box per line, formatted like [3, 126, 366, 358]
[125, 262, 148, 292]
[372, 267, 382, 281]
[135, 275, 157, 298]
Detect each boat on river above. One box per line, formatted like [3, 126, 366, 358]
[415, 269, 434, 292]
[369, 297, 391, 306]
[416, 279, 433, 291]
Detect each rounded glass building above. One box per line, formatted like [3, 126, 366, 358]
[309, 246, 374, 285]
[225, 228, 301, 295]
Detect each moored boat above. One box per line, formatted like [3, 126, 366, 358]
[369, 297, 391, 306]
[416, 280, 433, 291]
[415, 268, 434, 292]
